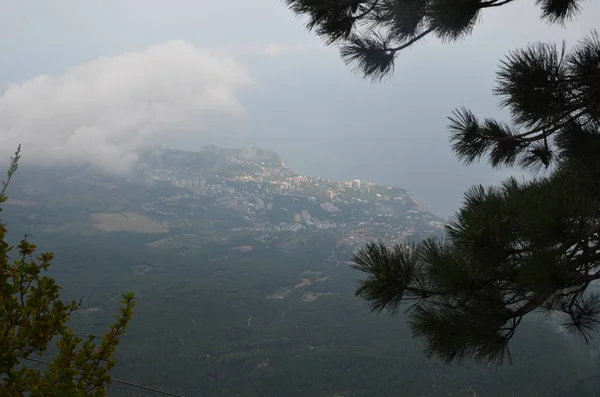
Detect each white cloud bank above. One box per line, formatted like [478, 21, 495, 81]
[0, 40, 254, 173]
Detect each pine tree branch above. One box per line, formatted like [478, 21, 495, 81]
[481, 0, 516, 8]
[474, 105, 589, 144]
[387, 28, 434, 53]
[354, 0, 379, 19]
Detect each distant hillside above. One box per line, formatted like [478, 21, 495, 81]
[4, 144, 445, 250]
[140, 144, 286, 176]
[3, 144, 599, 397]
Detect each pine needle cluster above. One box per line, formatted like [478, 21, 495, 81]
[285, 0, 599, 365]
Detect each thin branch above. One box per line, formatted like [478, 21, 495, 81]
[481, 0, 516, 8]
[475, 105, 591, 144]
[387, 28, 435, 53]
[354, 0, 379, 19]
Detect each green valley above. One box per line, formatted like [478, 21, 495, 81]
[3, 145, 599, 397]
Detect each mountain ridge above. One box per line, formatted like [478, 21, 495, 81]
[4, 144, 446, 250]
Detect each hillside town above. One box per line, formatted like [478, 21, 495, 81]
[136, 145, 447, 246]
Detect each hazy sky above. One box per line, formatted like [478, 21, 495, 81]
[0, 0, 598, 216]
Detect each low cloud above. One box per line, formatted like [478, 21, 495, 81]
[0, 40, 254, 173]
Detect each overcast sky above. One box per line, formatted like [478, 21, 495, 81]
[0, 0, 598, 216]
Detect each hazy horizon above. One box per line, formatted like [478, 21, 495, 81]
[1, 0, 599, 217]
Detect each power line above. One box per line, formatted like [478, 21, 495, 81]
[23, 356, 186, 397]
[109, 385, 154, 397]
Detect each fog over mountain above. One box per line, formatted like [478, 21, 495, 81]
[1, 0, 599, 216]
[0, 41, 253, 173]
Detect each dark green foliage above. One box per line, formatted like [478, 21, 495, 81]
[1, 149, 135, 396]
[353, 169, 600, 365]
[14, 227, 600, 397]
[357, 32, 600, 366]
[284, 0, 585, 81]
[450, 32, 600, 173]
[285, 0, 600, 367]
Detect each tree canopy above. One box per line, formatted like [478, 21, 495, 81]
[0, 146, 135, 396]
[284, 0, 586, 81]
[284, 0, 600, 365]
